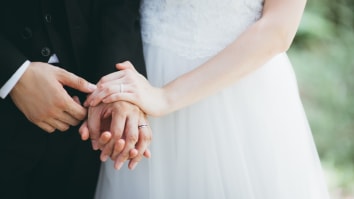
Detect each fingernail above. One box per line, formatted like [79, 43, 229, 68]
[88, 83, 97, 91]
[92, 142, 99, 150]
[115, 162, 124, 170]
[130, 162, 138, 170]
[101, 155, 108, 162]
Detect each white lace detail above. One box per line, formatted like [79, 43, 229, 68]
[140, 0, 264, 59]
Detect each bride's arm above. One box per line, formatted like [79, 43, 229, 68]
[86, 0, 307, 116]
[163, 0, 307, 111]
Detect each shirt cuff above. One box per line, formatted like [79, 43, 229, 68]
[0, 60, 31, 99]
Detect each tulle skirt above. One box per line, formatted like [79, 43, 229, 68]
[94, 42, 330, 199]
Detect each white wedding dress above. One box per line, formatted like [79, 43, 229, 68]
[95, 0, 330, 198]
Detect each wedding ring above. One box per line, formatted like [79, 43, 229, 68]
[138, 124, 149, 129]
[119, 83, 124, 93]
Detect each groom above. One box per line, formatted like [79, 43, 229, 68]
[0, 0, 149, 198]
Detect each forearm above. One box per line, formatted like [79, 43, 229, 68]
[162, 0, 307, 114]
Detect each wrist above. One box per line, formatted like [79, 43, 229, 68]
[158, 87, 176, 117]
[1, 60, 31, 99]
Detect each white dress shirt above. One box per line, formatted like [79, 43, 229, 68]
[0, 54, 59, 99]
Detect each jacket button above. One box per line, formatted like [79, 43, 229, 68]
[21, 27, 32, 40]
[41, 47, 51, 57]
[44, 14, 52, 23]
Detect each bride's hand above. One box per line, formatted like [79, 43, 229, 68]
[84, 61, 169, 117]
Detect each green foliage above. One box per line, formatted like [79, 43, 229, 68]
[288, 0, 354, 197]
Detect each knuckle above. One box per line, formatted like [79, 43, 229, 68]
[100, 76, 109, 84]
[47, 127, 56, 133]
[56, 100, 67, 109]
[120, 152, 129, 159]
[46, 109, 57, 118]
[97, 82, 105, 89]
[112, 130, 123, 139]
[126, 134, 138, 143]
[28, 115, 40, 123]
[72, 120, 80, 126]
[102, 147, 112, 156]
[126, 69, 133, 75]
[77, 110, 87, 120]
[76, 77, 86, 87]
[113, 147, 121, 154]
[55, 67, 65, 74]
[89, 131, 100, 139]
[59, 125, 70, 132]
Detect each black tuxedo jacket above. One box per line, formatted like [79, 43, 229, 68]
[0, 0, 146, 85]
[0, 0, 146, 130]
[0, 0, 146, 190]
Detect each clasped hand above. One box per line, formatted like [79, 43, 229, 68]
[82, 61, 170, 170]
[85, 61, 169, 117]
[10, 61, 152, 170]
[79, 101, 152, 170]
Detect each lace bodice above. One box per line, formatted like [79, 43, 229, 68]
[140, 0, 264, 58]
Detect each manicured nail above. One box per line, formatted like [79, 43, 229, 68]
[115, 162, 124, 170]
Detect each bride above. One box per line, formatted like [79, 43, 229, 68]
[87, 0, 330, 198]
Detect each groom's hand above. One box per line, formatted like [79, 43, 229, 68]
[10, 62, 96, 133]
[79, 101, 152, 170]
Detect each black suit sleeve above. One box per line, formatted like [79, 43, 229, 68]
[0, 34, 28, 88]
[92, 0, 146, 80]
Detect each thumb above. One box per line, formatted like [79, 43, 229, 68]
[78, 120, 90, 141]
[58, 69, 97, 93]
[115, 61, 137, 72]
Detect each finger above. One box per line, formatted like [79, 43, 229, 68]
[47, 117, 70, 132]
[129, 149, 139, 159]
[57, 67, 97, 93]
[111, 139, 125, 161]
[143, 149, 152, 158]
[102, 92, 136, 105]
[96, 71, 125, 86]
[98, 131, 112, 149]
[100, 139, 115, 162]
[78, 120, 90, 140]
[72, 96, 81, 104]
[101, 110, 126, 162]
[114, 115, 139, 170]
[86, 80, 123, 107]
[64, 95, 88, 121]
[115, 61, 137, 72]
[128, 123, 152, 170]
[38, 122, 56, 133]
[100, 111, 126, 162]
[109, 109, 126, 145]
[59, 112, 81, 126]
[87, 109, 103, 150]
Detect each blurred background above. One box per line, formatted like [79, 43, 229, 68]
[289, 0, 354, 198]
